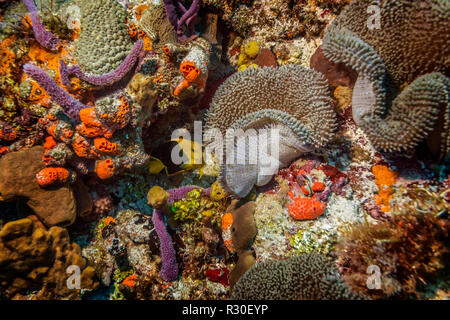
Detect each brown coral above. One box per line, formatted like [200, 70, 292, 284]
[0, 218, 98, 299]
[0, 146, 90, 227]
[335, 212, 450, 299]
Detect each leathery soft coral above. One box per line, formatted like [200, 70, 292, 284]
[318, 0, 450, 160]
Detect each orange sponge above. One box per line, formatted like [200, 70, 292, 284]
[287, 195, 326, 220]
[95, 159, 115, 179]
[94, 138, 118, 155]
[36, 167, 70, 187]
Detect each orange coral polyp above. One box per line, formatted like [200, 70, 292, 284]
[44, 136, 57, 149]
[72, 136, 91, 158]
[122, 274, 138, 287]
[95, 159, 115, 179]
[312, 181, 326, 192]
[288, 196, 326, 220]
[36, 167, 70, 187]
[104, 216, 117, 226]
[372, 164, 398, 212]
[180, 61, 200, 81]
[221, 212, 233, 231]
[79, 107, 101, 127]
[94, 138, 118, 155]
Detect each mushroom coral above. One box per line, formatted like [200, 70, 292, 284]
[205, 65, 336, 197]
[318, 0, 450, 160]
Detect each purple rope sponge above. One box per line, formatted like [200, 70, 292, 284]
[23, 64, 88, 122]
[59, 40, 144, 88]
[152, 185, 210, 282]
[152, 208, 179, 282]
[22, 0, 60, 51]
[162, 0, 201, 42]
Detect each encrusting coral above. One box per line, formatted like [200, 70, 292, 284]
[231, 253, 363, 300]
[222, 200, 258, 288]
[316, 0, 450, 160]
[0, 217, 98, 299]
[205, 64, 336, 197]
[139, 2, 179, 52]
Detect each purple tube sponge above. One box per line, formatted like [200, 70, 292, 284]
[23, 64, 88, 122]
[162, 0, 201, 42]
[152, 208, 179, 282]
[151, 185, 210, 282]
[60, 40, 144, 88]
[22, 0, 60, 51]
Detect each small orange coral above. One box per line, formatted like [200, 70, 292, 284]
[221, 212, 234, 252]
[94, 138, 118, 155]
[95, 159, 115, 179]
[174, 61, 203, 96]
[100, 96, 131, 130]
[372, 164, 398, 212]
[36, 167, 70, 187]
[104, 216, 117, 226]
[122, 274, 138, 287]
[44, 136, 57, 150]
[0, 36, 16, 76]
[77, 107, 111, 138]
[312, 181, 326, 192]
[72, 135, 91, 158]
[287, 195, 326, 220]
[222, 212, 233, 230]
[79, 107, 101, 127]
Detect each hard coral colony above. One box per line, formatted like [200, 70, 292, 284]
[0, 0, 449, 303]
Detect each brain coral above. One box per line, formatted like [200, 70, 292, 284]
[320, 0, 450, 159]
[75, 0, 133, 75]
[205, 65, 336, 197]
[231, 253, 362, 300]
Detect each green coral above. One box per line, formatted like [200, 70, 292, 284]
[74, 0, 133, 75]
[173, 188, 203, 222]
[289, 229, 336, 256]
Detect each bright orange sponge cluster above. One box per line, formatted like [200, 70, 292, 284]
[36, 167, 70, 187]
[287, 193, 326, 220]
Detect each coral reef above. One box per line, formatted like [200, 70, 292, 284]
[0, 0, 448, 302]
[231, 253, 362, 300]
